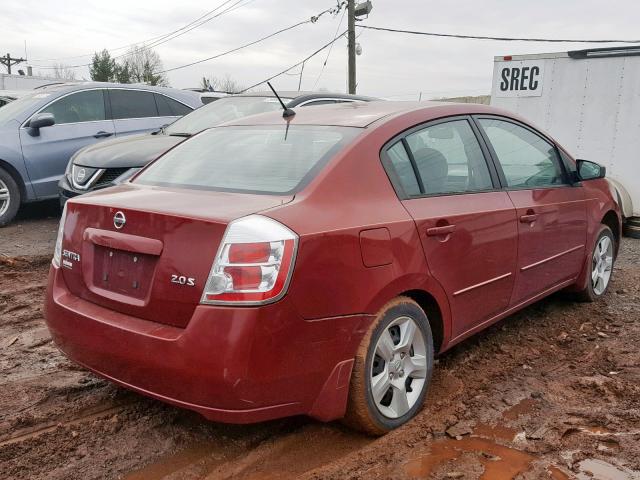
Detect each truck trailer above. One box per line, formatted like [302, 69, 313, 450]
[490, 46, 640, 238]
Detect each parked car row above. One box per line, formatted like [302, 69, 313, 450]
[45, 100, 620, 434]
[0, 82, 202, 225]
[0, 83, 375, 225]
[59, 91, 376, 203]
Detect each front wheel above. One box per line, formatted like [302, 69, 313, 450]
[0, 168, 20, 227]
[575, 225, 615, 302]
[343, 297, 434, 435]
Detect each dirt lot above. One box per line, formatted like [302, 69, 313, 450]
[1, 208, 639, 480]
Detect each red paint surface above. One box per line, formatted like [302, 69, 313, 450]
[45, 102, 620, 424]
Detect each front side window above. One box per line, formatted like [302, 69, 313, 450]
[479, 118, 567, 188]
[110, 89, 158, 119]
[404, 120, 494, 195]
[135, 125, 360, 194]
[39, 90, 106, 124]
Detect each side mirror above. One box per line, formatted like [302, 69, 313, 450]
[576, 159, 606, 181]
[28, 113, 55, 135]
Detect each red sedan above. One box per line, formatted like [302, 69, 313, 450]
[45, 101, 620, 435]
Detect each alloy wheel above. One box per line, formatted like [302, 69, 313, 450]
[0, 178, 10, 218]
[369, 316, 428, 418]
[592, 235, 613, 295]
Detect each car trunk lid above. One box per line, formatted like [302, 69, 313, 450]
[60, 184, 292, 327]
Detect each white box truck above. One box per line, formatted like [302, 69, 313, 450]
[490, 46, 640, 237]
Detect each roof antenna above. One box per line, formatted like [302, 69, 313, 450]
[267, 81, 296, 118]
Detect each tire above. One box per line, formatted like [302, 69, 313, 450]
[623, 218, 640, 239]
[0, 167, 20, 227]
[343, 296, 434, 436]
[575, 225, 615, 302]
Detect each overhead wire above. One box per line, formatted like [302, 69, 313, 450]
[357, 25, 640, 44]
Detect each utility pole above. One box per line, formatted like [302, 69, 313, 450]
[347, 0, 356, 94]
[0, 53, 27, 75]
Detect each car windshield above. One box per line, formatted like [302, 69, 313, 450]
[164, 96, 292, 136]
[0, 90, 54, 124]
[135, 125, 360, 195]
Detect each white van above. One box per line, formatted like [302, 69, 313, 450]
[490, 46, 640, 237]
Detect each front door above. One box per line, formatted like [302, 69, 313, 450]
[20, 89, 115, 198]
[476, 117, 587, 305]
[384, 118, 518, 339]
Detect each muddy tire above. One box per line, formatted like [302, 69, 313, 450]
[0, 167, 20, 227]
[343, 297, 434, 436]
[574, 225, 615, 302]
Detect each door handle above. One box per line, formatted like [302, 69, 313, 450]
[520, 213, 539, 223]
[94, 131, 113, 139]
[426, 225, 456, 236]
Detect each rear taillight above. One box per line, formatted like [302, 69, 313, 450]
[52, 203, 68, 268]
[200, 215, 298, 305]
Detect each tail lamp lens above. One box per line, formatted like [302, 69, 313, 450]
[201, 215, 298, 305]
[52, 203, 68, 268]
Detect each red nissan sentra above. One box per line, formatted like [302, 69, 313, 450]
[45, 101, 620, 435]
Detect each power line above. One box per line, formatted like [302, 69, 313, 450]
[152, 2, 347, 75]
[32, 0, 240, 63]
[33, 0, 252, 69]
[357, 25, 640, 44]
[155, 20, 310, 74]
[312, 6, 347, 90]
[239, 29, 348, 93]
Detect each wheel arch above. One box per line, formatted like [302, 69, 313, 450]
[400, 289, 445, 354]
[601, 210, 621, 258]
[0, 158, 27, 203]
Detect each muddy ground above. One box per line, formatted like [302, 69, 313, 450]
[1, 207, 639, 480]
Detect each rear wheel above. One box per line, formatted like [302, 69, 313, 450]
[343, 297, 434, 435]
[575, 225, 615, 302]
[0, 168, 20, 227]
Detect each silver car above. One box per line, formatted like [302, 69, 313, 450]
[0, 82, 202, 226]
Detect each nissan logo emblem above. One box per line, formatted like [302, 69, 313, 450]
[76, 168, 86, 181]
[113, 211, 126, 229]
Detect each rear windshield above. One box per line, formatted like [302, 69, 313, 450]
[135, 125, 360, 194]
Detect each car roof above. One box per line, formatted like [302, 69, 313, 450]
[31, 82, 202, 103]
[223, 101, 505, 128]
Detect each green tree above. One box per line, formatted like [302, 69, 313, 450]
[89, 49, 116, 82]
[114, 63, 131, 84]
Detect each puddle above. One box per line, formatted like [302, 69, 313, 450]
[503, 398, 538, 421]
[576, 459, 640, 480]
[123, 441, 221, 480]
[473, 424, 518, 442]
[405, 436, 535, 479]
[548, 465, 571, 480]
[582, 426, 614, 435]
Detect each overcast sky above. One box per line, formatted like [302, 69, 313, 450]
[4, 0, 640, 98]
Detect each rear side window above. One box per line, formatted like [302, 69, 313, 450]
[110, 90, 158, 119]
[404, 120, 493, 195]
[478, 118, 567, 188]
[386, 142, 421, 196]
[40, 90, 106, 124]
[155, 94, 192, 117]
[135, 125, 360, 194]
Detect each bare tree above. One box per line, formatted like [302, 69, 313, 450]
[120, 46, 168, 86]
[51, 63, 77, 81]
[201, 74, 245, 93]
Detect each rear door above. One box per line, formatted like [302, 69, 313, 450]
[19, 89, 115, 198]
[383, 117, 518, 339]
[109, 89, 189, 136]
[475, 116, 587, 305]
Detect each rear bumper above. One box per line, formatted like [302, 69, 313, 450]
[45, 265, 370, 423]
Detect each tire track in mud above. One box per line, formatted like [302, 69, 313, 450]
[2, 241, 640, 479]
